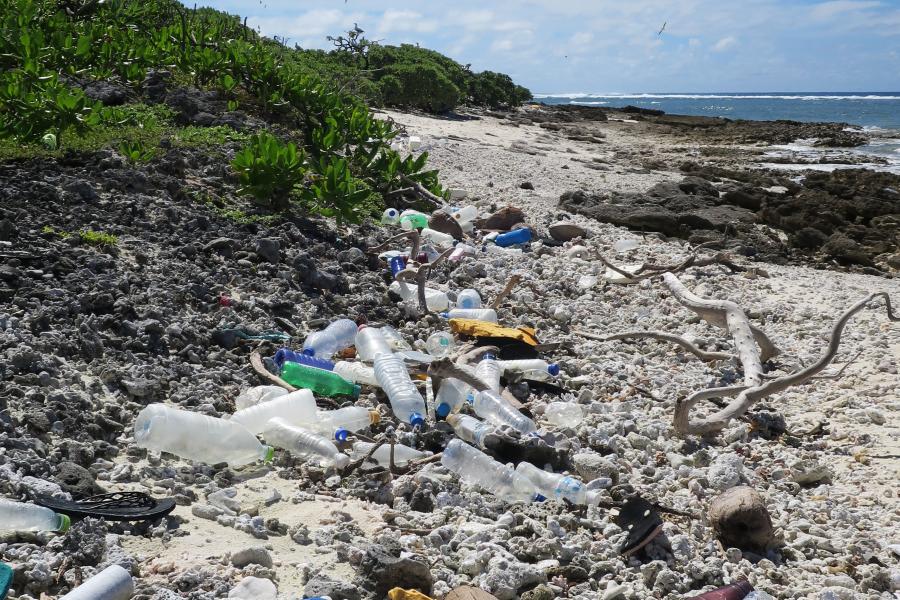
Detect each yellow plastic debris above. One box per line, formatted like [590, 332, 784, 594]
[448, 319, 539, 346]
[388, 588, 434, 600]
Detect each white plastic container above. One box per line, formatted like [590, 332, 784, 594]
[514, 462, 597, 505]
[442, 308, 498, 323]
[543, 402, 584, 428]
[59, 564, 134, 600]
[302, 318, 358, 358]
[374, 353, 426, 426]
[445, 414, 493, 448]
[441, 439, 538, 503]
[134, 404, 273, 466]
[433, 377, 472, 417]
[451, 205, 478, 225]
[262, 418, 349, 469]
[389, 281, 450, 311]
[333, 361, 379, 386]
[449, 243, 476, 262]
[425, 331, 456, 357]
[471, 390, 536, 434]
[235, 385, 288, 411]
[354, 326, 393, 361]
[350, 441, 427, 467]
[496, 359, 560, 380]
[0, 499, 70, 533]
[456, 288, 482, 309]
[408, 136, 422, 151]
[312, 406, 380, 441]
[474, 353, 502, 393]
[230, 389, 317, 434]
[420, 227, 456, 247]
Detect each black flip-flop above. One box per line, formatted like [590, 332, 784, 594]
[35, 492, 176, 522]
[616, 496, 664, 556]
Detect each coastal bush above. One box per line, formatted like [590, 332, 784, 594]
[380, 64, 461, 113]
[231, 133, 306, 210]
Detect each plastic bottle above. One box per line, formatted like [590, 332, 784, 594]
[420, 228, 456, 247]
[389, 281, 450, 311]
[0, 499, 70, 533]
[445, 414, 493, 448]
[494, 228, 532, 247]
[374, 353, 426, 426]
[441, 308, 498, 323]
[350, 441, 427, 467]
[235, 385, 287, 411]
[497, 359, 560, 378]
[389, 256, 407, 278]
[456, 289, 482, 309]
[380, 326, 412, 351]
[59, 564, 133, 600]
[355, 326, 393, 361]
[280, 362, 360, 398]
[134, 404, 274, 467]
[333, 361, 379, 386]
[273, 348, 335, 371]
[543, 402, 584, 428]
[514, 462, 597, 505]
[441, 439, 538, 503]
[399, 212, 428, 230]
[449, 243, 476, 262]
[425, 331, 456, 357]
[474, 353, 502, 392]
[230, 389, 318, 434]
[381, 208, 400, 225]
[451, 205, 478, 226]
[313, 407, 381, 442]
[743, 592, 774, 600]
[302, 318, 358, 358]
[263, 418, 350, 469]
[689, 581, 754, 600]
[471, 390, 536, 434]
[433, 378, 473, 418]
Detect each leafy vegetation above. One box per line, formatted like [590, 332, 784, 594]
[79, 230, 118, 246]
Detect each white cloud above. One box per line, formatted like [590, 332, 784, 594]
[570, 31, 594, 46]
[712, 35, 737, 52]
[810, 0, 882, 20]
[376, 10, 438, 35]
[247, 9, 365, 48]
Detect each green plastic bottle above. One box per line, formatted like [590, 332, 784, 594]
[281, 362, 361, 398]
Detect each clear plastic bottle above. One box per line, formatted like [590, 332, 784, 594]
[420, 228, 456, 247]
[441, 308, 498, 323]
[451, 205, 478, 226]
[497, 359, 560, 379]
[333, 361, 379, 386]
[441, 439, 538, 503]
[381, 326, 412, 351]
[456, 289, 482, 309]
[263, 418, 350, 469]
[449, 243, 476, 262]
[354, 326, 393, 361]
[425, 331, 456, 357]
[273, 348, 335, 371]
[389, 281, 450, 311]
[381, 207, 400, 225]
[434, 378, 473, 418]
[230, 389, 318, 434]
[312, 407, 381, 441]
[235, 385, 288, 411]
[543, 402, 584, 428]
[514, 462, 597, 505]
[302, 318, 358, 358]
[445, 414, 493, 448]
[0, 499, 70, 533]
[350, 441, 427, 467]
[280, 362, 361, 398]
[374, 353, 426, 426]
[474, 353, 502, 393]
[471, 390, 536, 434]
[134, 404, 274, 467]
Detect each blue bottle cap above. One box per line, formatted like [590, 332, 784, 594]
[439, 312, 449, 319]
[435, 403, 451, 418]
[534, 494, 547, 502]
[334, 428, 349, 442]
[547, 363, 560, 376]
[409, 412, 425, 427]
[482, 353, 496, 361]
[302, 348, 315, 357]
[273, 348, 289, 369]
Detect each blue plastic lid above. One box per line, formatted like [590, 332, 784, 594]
[334, 428, 349, 442]
[534, 494, 547, 502]
[302, 348, 315, 357]
[482, 353, 496, 361]
[547, 363, 560, 376]
[409, 412, 425, 427]
[273, 348, 289, 369]
[435, 403, 451, 418]
[439, 312, 449, 319]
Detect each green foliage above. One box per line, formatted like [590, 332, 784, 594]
[468, 71, 533, 109]
[380, 64, 460, 113]
[79, 229, 118, 246]
[118, 140, 155, 162]
[231, 132, 306, 210]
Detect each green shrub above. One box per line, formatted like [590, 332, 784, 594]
[382, 64, 460, 113]
[79, 230, 118, 246]
[231, 132, 306, 210]
[468, 71, 533, 108]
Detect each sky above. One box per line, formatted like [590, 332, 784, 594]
[195, 0, 900, 93]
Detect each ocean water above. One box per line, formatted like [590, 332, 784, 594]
[535, 92, 900, 174]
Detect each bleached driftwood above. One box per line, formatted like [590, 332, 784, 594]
[395, 247, 454, 313]
[574, 328, 735, 362]
[674, 292, 898, 435]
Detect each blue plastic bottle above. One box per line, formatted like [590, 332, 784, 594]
[273, 348, 335, 371]
[494, 228, 532, 247]
[389, 255, 407, 278]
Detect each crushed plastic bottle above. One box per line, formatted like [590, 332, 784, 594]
[280, 362, 361, 398]
[451, 205, 478, 226]
[381, 325, 412, 351]
[433, 377, 473, 417]
[389, 281, 450, 311]
[441, 308, 498, 323]
[514, 462, 597, 505]
[381, 208, 400, 225]
[312, 407, 380, 442]
[302, 318, 358, 358]
[355, 325, 393, 361]
[333, 361, 379, 386]
[273, 348, 335, 371]
[399, 211, 428, 230]
[374, 353, 426, 426]
[134, 404, 274, 467]
[456, 289, 482, 309]
[474, 353, 502, 392]
[420, 228, 455, 247]
[471, 390, 536, 434]
[445, 413, 494, 448]
[494, 228, 532, 247]
[0, 499, 70, 533]
[230, 389, 317, 434]
[263, 418, 349, 469]
[441, 439, 538, 503]
[449, 243, 476, 262]
[425, 331, 456, 357]
[543, 402, 584, 428]
[235, 385, 287, 411]
[613, 238, 641, 253]
[496, 359, 560, 379]
[350, 441, 427, 467]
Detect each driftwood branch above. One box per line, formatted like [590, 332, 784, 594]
[674, 292, 898, 435]
[367, 230, 421, 259]
[428, 358, 490, 392]
[574, 328, 735, 362]
[491, 273, 522, 309]
[250, 351, 297, 391]
[400, 175, 443, 209]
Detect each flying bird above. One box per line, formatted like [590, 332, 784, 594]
[657, 21, 667, 36]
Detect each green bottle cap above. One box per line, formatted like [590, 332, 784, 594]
[263, 446, 275, 463]
[351, 384, 361, 399]
[56, 513, 71, 533]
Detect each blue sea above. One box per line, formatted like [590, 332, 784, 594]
[535, 92, 900, 173]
